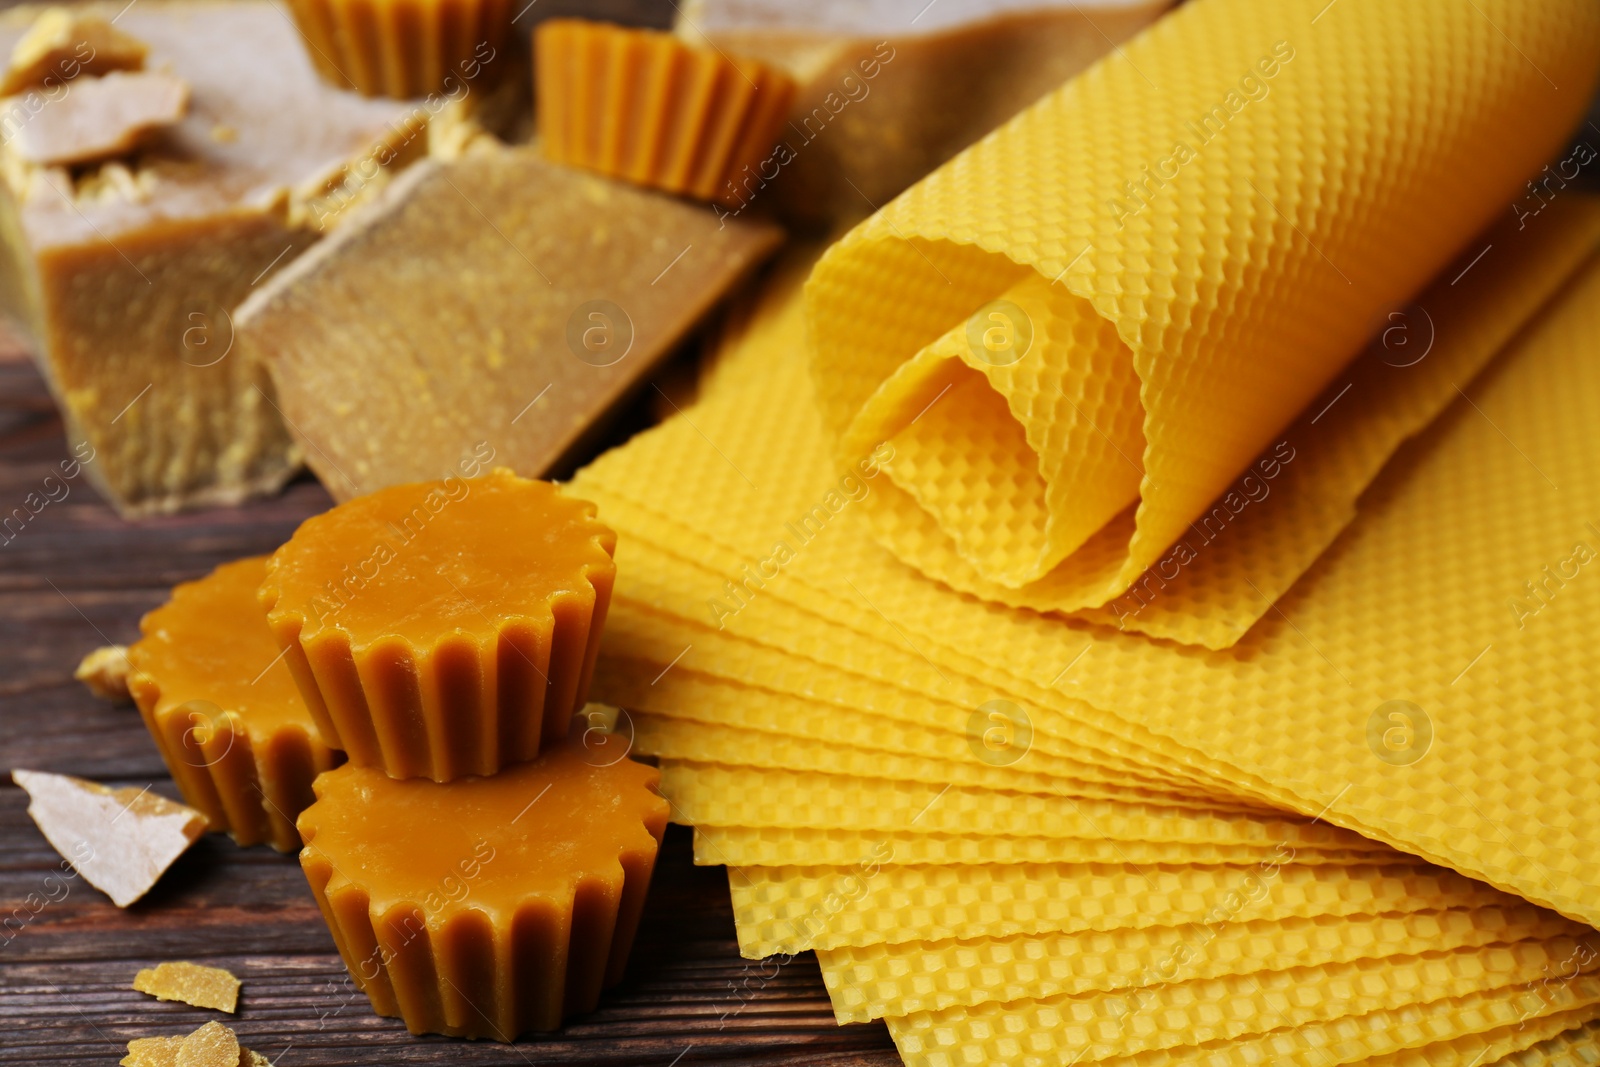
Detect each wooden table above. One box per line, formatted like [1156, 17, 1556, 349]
[0, 331, 898, 1066]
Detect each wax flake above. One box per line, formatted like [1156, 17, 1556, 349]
[133, 961, 240, 1013]
[13, 770, 204, 908]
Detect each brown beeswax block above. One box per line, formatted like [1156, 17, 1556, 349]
[128, 556, 342, 852]
[7, 70, 188, 166]
[261, 470, 615, 781]
[0, 6, 148, 95]
[234, 143, 782, 501]
[297, 746, 668, 1038]
[0, 1, 431, 516]
[676, 0, 1170, 226]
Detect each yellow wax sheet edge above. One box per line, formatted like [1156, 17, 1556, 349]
[724, 859, 1520, 956]
[816, 904, 1588, 1023]
[885, 939, 1595, 1065]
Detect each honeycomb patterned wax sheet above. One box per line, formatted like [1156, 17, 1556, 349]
[817, 905, 1588, 1022]
[694, 824, 1390, 870]
[881, 198, 1600, 646]
[588, 545, 1242, 802]
[804, 0, 1599, 611]
[601, 661, 1227, 808]
[886, 988, 1600, 1067]
[576, 244, 1600, 928]
[1499, 1017, 1600, 1067]
[632, 708, 1254, 811]
[881, 939, 1595, 1066]
[658, 760, 1377, 849]
[726, 859, 1518, 956]
[589, 506, 1267, 808]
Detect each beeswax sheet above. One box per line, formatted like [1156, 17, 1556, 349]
[574, 242, 1600, 928]
[816, 904, 1587, 1022]
[804, 0, 1600, 634]
[881, 940, 1595, 1065]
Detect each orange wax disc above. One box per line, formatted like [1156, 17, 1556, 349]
[129, 556, 342, 852]
[297, 746, 668, 1038]
[261, 468, 617, 782]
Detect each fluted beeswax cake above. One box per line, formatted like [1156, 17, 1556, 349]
[0, 1, 428, 516]
[128, 556, 342, 852]
[262, 469, 615, 781]
[297, 746, 668, 1038]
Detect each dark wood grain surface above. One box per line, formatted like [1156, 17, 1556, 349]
[0, 334, 897, 1066]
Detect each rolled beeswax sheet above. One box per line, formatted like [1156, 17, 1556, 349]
[1504, 1018, 1600, 1067]
[694, 825, 1390, 870]
[818, 905, 1588, 1022]
[576, 241, 1600, 927]
[727, 860, 1518, 955]
[804, 0, 1600, 613]
[892, 199, 1600, 645]
[574, 200, 1600, 806]
[885, 987, 1600, 1067]
[878, 940, 1596, 1066]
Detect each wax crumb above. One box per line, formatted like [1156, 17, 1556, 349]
[133, 961, 240, 1013]
[75, 645, 132, 703]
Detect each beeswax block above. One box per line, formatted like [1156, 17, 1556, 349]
[535, 19, 795, 206]
[7, 70, 188, 166]
[129, 556, 341, 852]
[13, 769, 203, 907]
[297, 746, 668, 1038]
[0, 7, 147, 95]
[262, 470, 614, 781]
[235, 144, 782, 501]
[0, 1, 427, 516]
[675, 0, 1170, 226]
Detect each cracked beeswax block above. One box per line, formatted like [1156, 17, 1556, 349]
[128, 557, 342, 853]
[235, 144, 782, 502]
[262, 470, 615, 781]
[297, 746, 668, 1039]
[0, 1, 428, 516]
[805, 0, 1600, 610]
[0, 7, 148, 95]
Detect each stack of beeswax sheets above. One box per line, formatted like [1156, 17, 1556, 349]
[568, 0, 1600, 1063]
